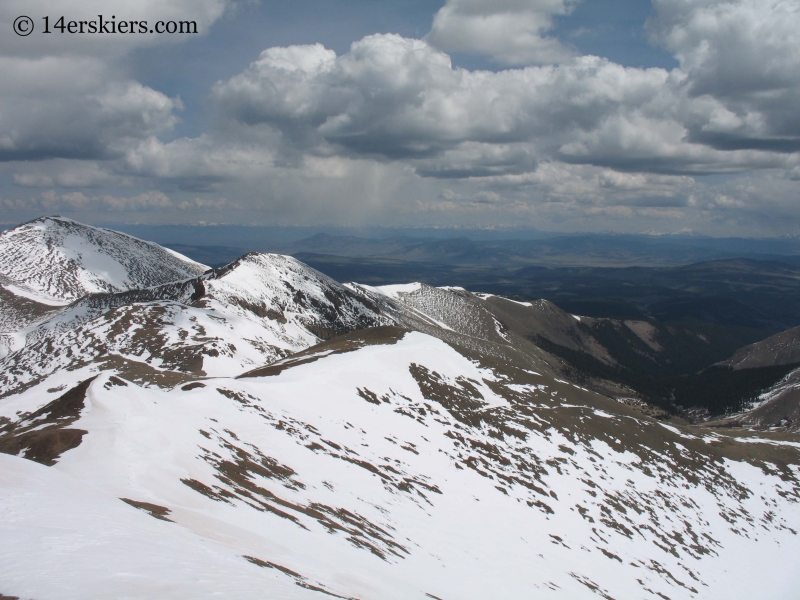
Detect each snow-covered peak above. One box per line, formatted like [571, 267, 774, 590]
[373, 282, 424, 299]
[0, 216, 208, 302]
[210, 252, 348, 302]
[200, 252, 392, 341]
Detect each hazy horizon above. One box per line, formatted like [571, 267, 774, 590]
[6, 215, 800, 243]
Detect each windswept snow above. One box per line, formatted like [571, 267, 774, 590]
[0, 216, 207, 304]
[1, 219, 799, 599]
[374, 282, 424, 298]
[1, 331, 799, 599]
[0, 252, 393, 396]
[1, 282, 70, 307]
[0, 453, 320, 600]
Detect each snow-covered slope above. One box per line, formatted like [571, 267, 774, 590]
[201, 252, 390, 341]
[370, 283, 612, 361]
[0, 223, 589, 396]
[0, 216, 208, 305]
[355, 283, 544, 360]
[1, 328, 798, 599]
[2, 249, 574, 398]
[0, 252, 393, 395]
[0, 273, 64, 337]
[711, 365, 800, 432]
[1, 218, 799, 599]
[735, 371, 800, 430]
[377, 283, 506, 340]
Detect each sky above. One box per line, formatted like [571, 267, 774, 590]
[0, 0, 798, 236]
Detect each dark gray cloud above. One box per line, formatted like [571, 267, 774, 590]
[0, 71, 180, 162]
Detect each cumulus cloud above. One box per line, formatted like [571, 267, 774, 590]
[426, 0, 579, 65]
[0, 61, 181, 162]
[461, 162, 696, 206]
[1, 0, 799, 234]
[435, 189, 505, 205]
[212, 34, 796, 182]
[649, 0, 800, 153]
[121, 135, 278, 191]
[690, 170, 800, 219]
[412, 143, 537, 179]
[0, 0, 233, 163]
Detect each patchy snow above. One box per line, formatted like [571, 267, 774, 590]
[593, 409, 614, 418]
[2, 332, 799, 599]
[2, 219, 799, 599]
[733, 437, 800, 449]
[658, 422, 699, 440]
[1, 282, 70, 306]
[0, 216, 207, 303]
[0, 252, 393, 396]
[60, 232, 137, 292]
[506, 383, 548, 395]
[498, 297, 533, 307]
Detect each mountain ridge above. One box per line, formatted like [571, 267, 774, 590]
[1, 217, 799, 599]
[0, 216, 208, 323]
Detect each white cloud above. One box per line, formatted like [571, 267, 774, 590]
[1, 0, 799, 234]
[649, 0, 800, 152]
[635, 207, 686, 219]
[212, 35, 796, 181]
[426, 0, 579, 65]
[466, 162, 696, 206]
[0, 0, 232, 163]
[0, 189, 237, 212]
[473, 191, 504, 204]
[12, 161, 119, 188]
[122, 135, 277, 191]
[0, 61, 181, 161]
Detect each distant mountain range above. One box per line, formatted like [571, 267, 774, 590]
[48, 222, 800, 269]
[117, 226, 800, 335]
[1, 217, 799, 599]
[276, 231, 800, 268]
